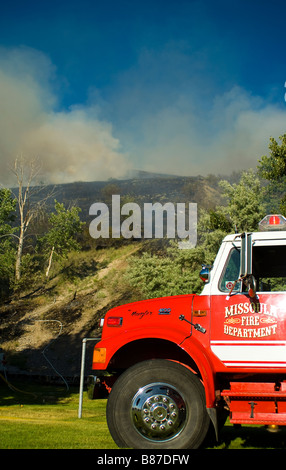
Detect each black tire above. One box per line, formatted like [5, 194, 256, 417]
[106, 359, 210, 449]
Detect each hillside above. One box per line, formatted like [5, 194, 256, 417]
[0, 242, 145, 384]
[31, 172, 229, 222]
[0, 171, 233, 385]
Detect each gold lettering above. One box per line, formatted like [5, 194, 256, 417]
[238, 303, 244, 314]
[225, 302, 278, 317]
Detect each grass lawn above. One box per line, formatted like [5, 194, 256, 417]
[1, 378, 286, 449]
[0, 378, 117, 449]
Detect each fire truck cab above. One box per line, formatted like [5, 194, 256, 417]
[88, 215, 286, 449]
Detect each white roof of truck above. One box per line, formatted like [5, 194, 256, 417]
[223, 231, 286, 243]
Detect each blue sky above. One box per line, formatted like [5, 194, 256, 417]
[1, 0, 286, 183]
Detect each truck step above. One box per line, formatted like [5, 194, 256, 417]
[222, 381, 286, 398]
[230, 413, 286, 426]
[221, 382, 286, 425]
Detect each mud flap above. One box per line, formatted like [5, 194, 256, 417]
[87, 375, 110, 399]
[207, 407, 219, 441]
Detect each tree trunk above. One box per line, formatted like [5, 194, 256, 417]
[15, 224, 24, 281]
[46, 246, 55, 278]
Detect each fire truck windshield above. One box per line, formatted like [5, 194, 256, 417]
[252, 245, 286, 291]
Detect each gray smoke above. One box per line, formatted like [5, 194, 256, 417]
[0, 46, 130, 185]
[0, 45, 286, 186]
[103, 45, 286, 176]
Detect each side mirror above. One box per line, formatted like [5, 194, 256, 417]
[199, 264, 212, 283]
[243, 274, 257, 299]
[240, 233, 257, 298]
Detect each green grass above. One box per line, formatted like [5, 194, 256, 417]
[0, 379, 117, 449]
[0, 378, 286, 449]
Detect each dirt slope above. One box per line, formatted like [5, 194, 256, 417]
[0, 244, 142, 382]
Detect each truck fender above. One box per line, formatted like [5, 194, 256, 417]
[179, 335, 216, 409]
[94, 327, 216, 408]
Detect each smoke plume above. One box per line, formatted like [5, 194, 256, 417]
[0, 46, 130, 185]
[1, 44, 286, 186]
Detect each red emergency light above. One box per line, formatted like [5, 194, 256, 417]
[258, 214, 286, 231]
[106, 316, 123, 327]
[269, 215, 280, 225]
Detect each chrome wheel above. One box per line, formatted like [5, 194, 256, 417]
[131, 382, 187, 442]
[106, 359, 210, 449]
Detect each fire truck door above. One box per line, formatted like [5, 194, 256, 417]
[210, 241, 286, 369]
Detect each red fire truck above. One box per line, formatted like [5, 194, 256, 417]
[88, 215, 286, 448]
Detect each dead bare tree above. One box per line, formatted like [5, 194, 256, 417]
[10, 156, 55, 281]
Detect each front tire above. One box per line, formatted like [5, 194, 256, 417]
[106, 359, 210, 449]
